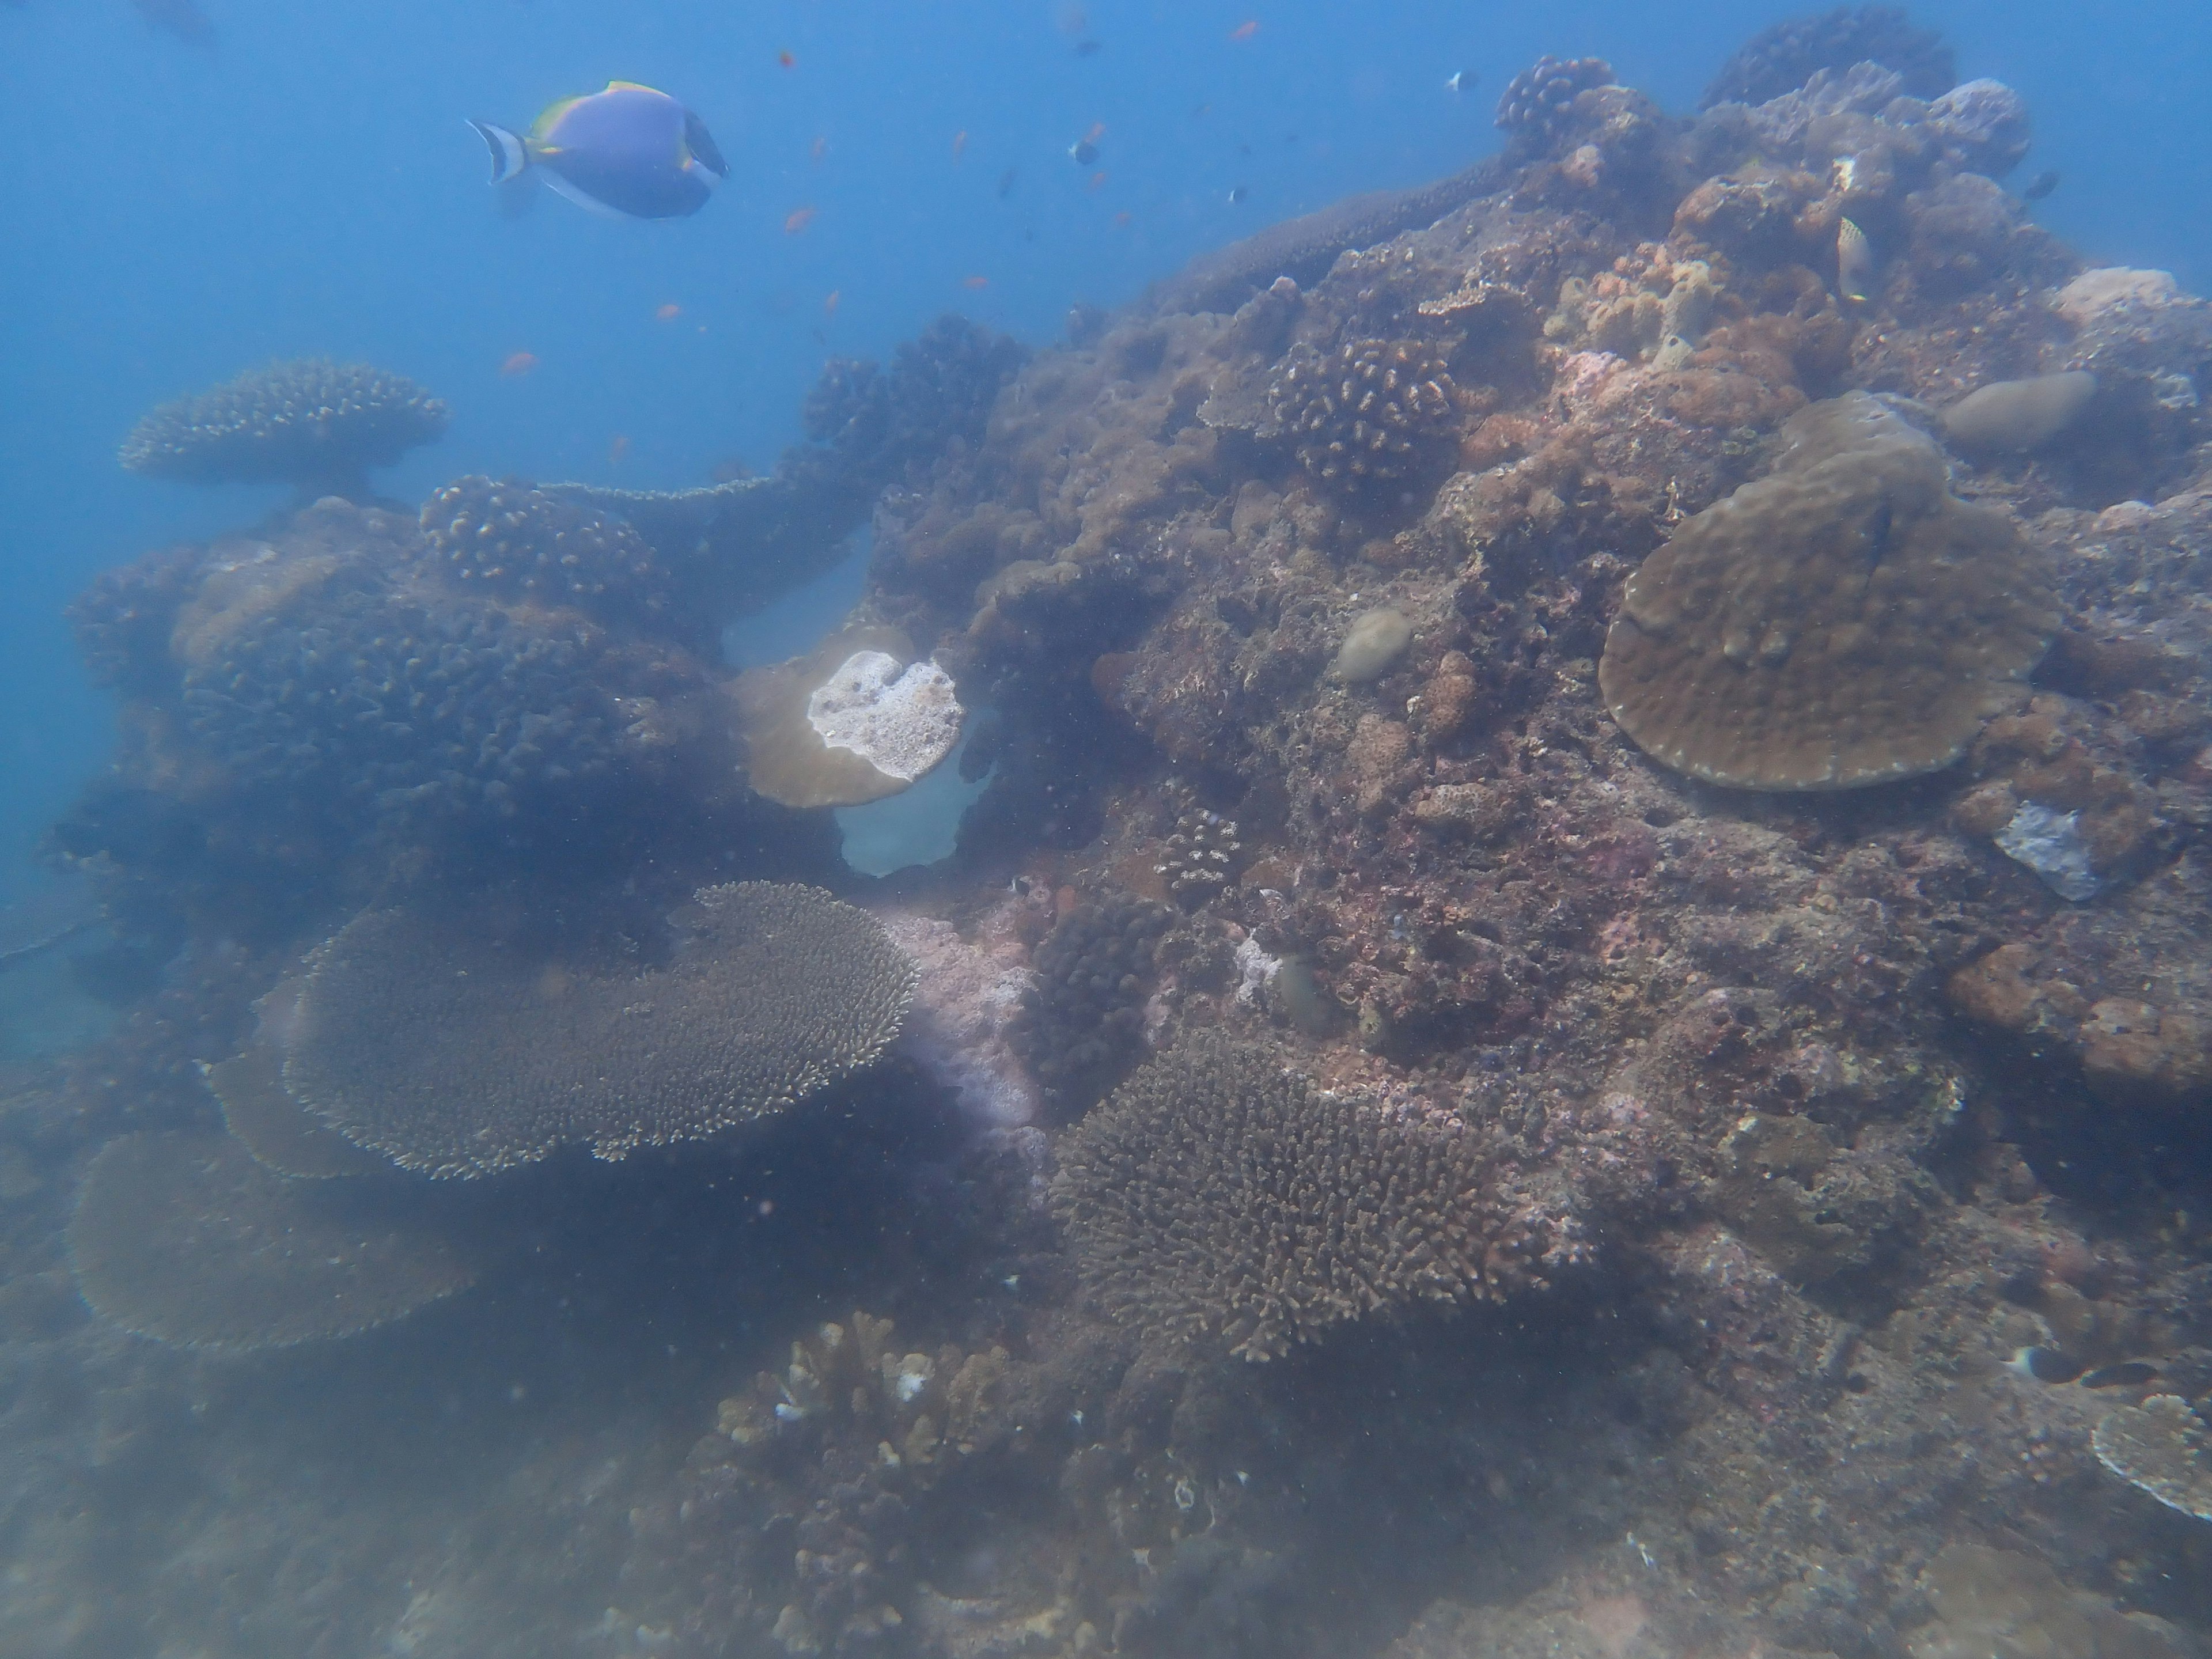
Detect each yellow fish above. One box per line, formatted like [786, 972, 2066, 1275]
[1837, 217, 1876, 305]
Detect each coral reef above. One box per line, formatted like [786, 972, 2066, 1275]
[1009, 892, 1170, 1116]
[119, 358, 448, 498]
[1699, 5, 1956, 109]
[284, 882, 916, 1176]
[1599, 391, 2059, 789]
[1052, 1038, 1568, 1360]
[66, 1130, 472, 1349]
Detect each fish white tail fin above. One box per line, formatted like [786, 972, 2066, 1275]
[468, 119, 531, 184]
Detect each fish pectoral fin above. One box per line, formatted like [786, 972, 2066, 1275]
[684, 109, 729, 179]
[468, 120, 531, 184]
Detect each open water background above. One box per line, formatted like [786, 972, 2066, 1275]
[2, 0, 2208, 902]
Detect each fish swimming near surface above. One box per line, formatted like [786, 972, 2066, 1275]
[2022, 169, 2061, 202]
[469, 82, 726, 221]
[1836, 216, 1876, 304]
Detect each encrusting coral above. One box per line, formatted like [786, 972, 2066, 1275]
[2092, 1395, 2212, 1524]
[119, 358, 448, 499]
[1599, 391, 2059, 789]
[66, 1130, 473, 1350]
[1052, 1037, 1566, 1361]
[283, 882, 916, 1177]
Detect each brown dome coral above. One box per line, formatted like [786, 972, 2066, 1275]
[119, 358, 448, 498]
[1051, 1038, 1556, 1361]
[283, 882, 916, 1177]
[1598, 392, 2058, 790]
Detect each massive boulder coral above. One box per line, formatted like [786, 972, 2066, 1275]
[1051, 1038, 1569, 1360]
[1599, 391, 2058, 789]
[282, 882, 916, 1177]
[119, 358, 448, 498]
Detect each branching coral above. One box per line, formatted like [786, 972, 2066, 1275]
[1599, 391, 2059, 789]
[283, 882, 916, 1177]
[119, 358, 448, 497]
[1495, 56, 1618, 146]
[1052, 1037, 1555, 1361]
[418, 475, 681, 635]
[1010, 893, 1170, 1116]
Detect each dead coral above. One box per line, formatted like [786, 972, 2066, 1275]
[119, 358, 448, 498]
[1052, 1037, 1562, 1361]
[284, 882, 916, 1177]
[1599, 391, 2059, 789]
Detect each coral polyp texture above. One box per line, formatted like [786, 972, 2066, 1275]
[119, 358, 448, 497]
[1698, 4, 1956, 108]
[282, 882, 916, 1177]
[1494, 55, 1617, 143]
[66, 1131, 473, 1350]
[417, 474, 677, 630]
[1052, 1039, 1558, 1361]
[1267, 338, 1457, 487]
[1598, 392, 2059, 789]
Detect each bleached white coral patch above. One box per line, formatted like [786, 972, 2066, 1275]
[1234, 934, 1282, 1005]
[876, 910, 1039, 1127]
[807, 651, 963, 783]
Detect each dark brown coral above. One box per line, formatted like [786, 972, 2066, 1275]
[1051, 1037, 1556, 1361]
[1267, 337, 1457, 488]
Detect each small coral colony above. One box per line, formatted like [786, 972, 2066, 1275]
[28, 6, 2212, 1653]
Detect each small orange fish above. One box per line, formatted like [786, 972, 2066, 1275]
[654, 303, 681, 322]
[824, 289, 841, 316]
[1229, 18, 1259, 40]
[499, 351, 538, 378]
[952, 128, 968, 161]
[810, 135, 828, 162]
[1086, 169, 1107, 191]
[784, 205, 817, 234]
[778, 50, 795, 68]
[608, 434, 632, 465]
[1112, 210, 1132, 228]
[962, 275, 990, 290]
[1084, 120, 1107, 144]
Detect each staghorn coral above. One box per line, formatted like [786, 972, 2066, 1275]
[1010, 893, 1170, 1117]
[1699, 5, 1955, 109]
[1266, 337, 1458, 489]
[1051, 1037, 1558, 1361]
[1495, 56, 1618, 146]
[1599, 391, 2059, 789]
[283, 882, 916, 1177]
[66, 1130, 472, 1350]
[418, 475, 682, 635]
[119, 358, 448, 498]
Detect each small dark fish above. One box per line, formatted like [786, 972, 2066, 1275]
[1226, 185, 1248, 205]
[1068, 138, 1099, 166]
[2080, 1361, 2160, 1389]
[132, 0, 215, 46]
[2005, 1346, 2085, 1384]
[996, 167, 1018, 199]
[2022, 169, 2061, 202]
[1074, 39, 1104, 56]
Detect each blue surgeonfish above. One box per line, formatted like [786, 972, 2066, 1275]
[469, 82, 727, 220]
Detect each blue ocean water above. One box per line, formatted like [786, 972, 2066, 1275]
[2, 0, 2207, 904]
